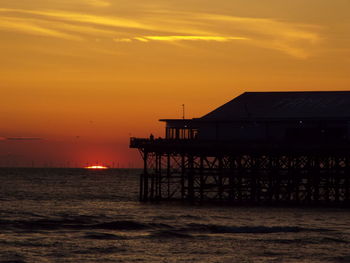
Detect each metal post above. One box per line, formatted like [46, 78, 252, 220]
[143, 151, 149, 201]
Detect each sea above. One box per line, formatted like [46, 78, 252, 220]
[0, 168, 349, 263]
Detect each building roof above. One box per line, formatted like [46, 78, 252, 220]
[201, 91, 350, 120]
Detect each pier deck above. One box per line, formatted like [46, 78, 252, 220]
[130, 137, 350, 205]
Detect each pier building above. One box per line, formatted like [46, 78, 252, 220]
[130, 91, 350, 205]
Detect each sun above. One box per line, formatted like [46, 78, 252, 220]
[85, 165, 109, 169]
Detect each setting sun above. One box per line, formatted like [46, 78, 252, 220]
[85, 165, 109, 169]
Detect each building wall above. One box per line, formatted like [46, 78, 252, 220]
[197, 120, 349, 142]
[198, 121, 268, 141]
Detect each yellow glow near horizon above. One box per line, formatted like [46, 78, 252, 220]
[85, 165, 109, 169]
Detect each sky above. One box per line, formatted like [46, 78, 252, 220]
[0, 0, 350, 167]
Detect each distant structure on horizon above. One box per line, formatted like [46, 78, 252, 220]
[130, 91, 350, 205]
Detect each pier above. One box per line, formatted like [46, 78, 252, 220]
[130, 92, 350, 205]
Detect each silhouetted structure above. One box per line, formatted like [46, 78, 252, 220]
[130, 92, 350, 205]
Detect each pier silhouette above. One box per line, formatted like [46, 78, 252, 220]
[131, 92, 350, 205]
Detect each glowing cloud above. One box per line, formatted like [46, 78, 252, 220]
[0, 8, 152, 31]
[0, 7, 322, 58]
[194, 12, 321, 58]
[0, 17, 79, 40]
[123, 35, 249, 42]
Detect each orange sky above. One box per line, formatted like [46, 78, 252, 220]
[1, 0, 350, 167]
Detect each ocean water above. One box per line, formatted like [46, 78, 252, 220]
[0, 168, 349, 263]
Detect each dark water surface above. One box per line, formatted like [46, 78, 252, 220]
[0, 168, 349, 263]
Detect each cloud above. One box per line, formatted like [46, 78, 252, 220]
[194, 12, 321, 58]
[116, 35, 249, 43]
[0, 17, 80, 40]
[6, 137, 43, 141]
[0, 7, 322, 58]
[86, 0, 111, 7]
[0, 137, 43, 141]
[7, 137, 43, 141]
[0, 8, 152, 31]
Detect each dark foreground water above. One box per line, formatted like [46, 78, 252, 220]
[0, 168, 349, 263]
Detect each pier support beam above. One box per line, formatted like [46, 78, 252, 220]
[138, 148, 350, 205]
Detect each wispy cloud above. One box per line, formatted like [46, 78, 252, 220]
[115, 35, 249, 43]
[86, 0, 111, 7]
[0, 137, 43, 141]
[0, 7, 322, 58]
[0, 17, 79, 40]
[193, 12, 321, 58]
[0, 8, 152, 31]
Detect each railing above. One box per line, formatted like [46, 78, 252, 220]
[130, 137, 350, 152]
[130, 137, 197, 148]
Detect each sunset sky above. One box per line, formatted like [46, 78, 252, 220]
[1, 0, 350, 167]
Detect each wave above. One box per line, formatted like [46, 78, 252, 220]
[91, 221, 148, 230]
[75, 246, 127, 255]
[178, 214, 204, 220]
[148, 230, 193, 239]
[0, 218, 148, 231]
[83, 232, 127, 240]
[0, 260, 27, 263]
[267, 236, 349, 244]
[183, 223, 330, 234]
[0, 217, 332, 237]
[148, 222, 173, 229]
[330, 255, 350, 263]
[0, 239, 49, 248]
